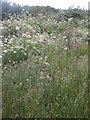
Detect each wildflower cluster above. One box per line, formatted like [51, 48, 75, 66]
[2, 10, 88, 118]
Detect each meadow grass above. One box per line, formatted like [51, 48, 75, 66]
[2, 42, 88, 118]
[2, 12, 88, 118]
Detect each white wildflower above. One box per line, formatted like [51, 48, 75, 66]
[20, 82, 22, 86]
[24, 53, 27, 56]
[3, 50, 7, 53]
[63, 36, 66, 39]
[13, 51, 16, 53]
[0, 55, 2, 58]
[64, 47, 68, 50]
[16, 26, 19, 30]
[68, 18, 73, 21]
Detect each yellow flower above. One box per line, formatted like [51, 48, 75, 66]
[56, 115, 58, 117]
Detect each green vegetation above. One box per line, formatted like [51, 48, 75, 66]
[2, 3, 88, 118]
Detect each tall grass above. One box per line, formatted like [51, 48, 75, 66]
[2, 12, 88, 118]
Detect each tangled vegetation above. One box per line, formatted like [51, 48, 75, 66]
[2, 5, 88, 118]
